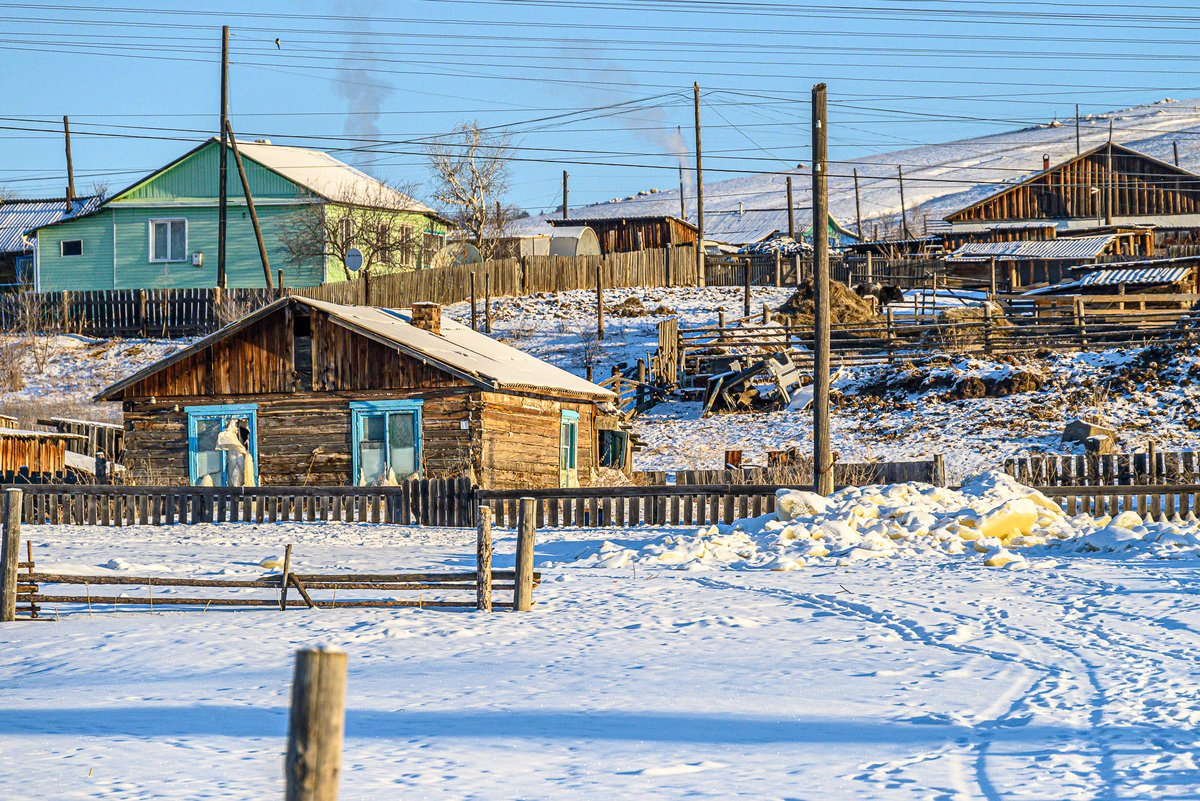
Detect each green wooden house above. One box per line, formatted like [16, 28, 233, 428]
[27, 138, 449, 291]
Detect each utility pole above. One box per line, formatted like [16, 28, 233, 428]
[217, 24, 230, 289]
[1076, 103, 1081, 156]
[62, 115, 75, 214]
[786, 176, 795, 239]
[1106, 119, 1114, 225]
[677, 126, 687, 220]
[694, 82, 706, 288]
[561, 170, 569, 220]
[226, 121, 272, 289]
[811, 83, 833, 497]
[853, 167, 863, 238]
[897, 164, 911, 239]
[1174, 140, 1180, 167]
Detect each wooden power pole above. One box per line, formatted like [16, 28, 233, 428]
[897, 164, 911, 239]
[1174, 140, 1180, 167]
[226, 121, 272, 289]
[1076, 103, 1081, 156]
[217, 24, 230, 289]
[1105, 120, 1114, 225]
[786, 175, 795, 239]
[853, 167, 863, 238]
[693, 82, 706, 288]
[811, 83, 833, 497]
[561, 170, 569, 220]
[62, 116, 75, 213]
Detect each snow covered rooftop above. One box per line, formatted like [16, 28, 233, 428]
[300, 298, 615, 400]
[1077, 266, 1191, 287]
[232, 140, 435, 213]
[96, 297, 615, 402]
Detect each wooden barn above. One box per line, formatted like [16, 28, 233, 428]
[96, 297, 618, 489]
[549, 215, 697, 254]
[0, 428, 85, 479]
[944, 142, 1200, 232]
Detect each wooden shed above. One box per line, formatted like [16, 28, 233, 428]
[96, 297, 617, 489]
[550, 215, 697, 254]
[0, 429, 85, 476]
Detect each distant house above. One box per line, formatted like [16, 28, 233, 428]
[945, 234, 1136, 287]
[95, 296, 619, 490]
[0, 196, 100, 286]
[943, 142, 1200, 242]
[25, 139, 450, 292]
[548, 215, 696, 254]
[702, 209, 858, 249]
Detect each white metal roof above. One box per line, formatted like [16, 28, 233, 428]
[948, 235, 1115, 261]
[1077, 266, 1191, 287]
[0, 196, 102, 253]
[301, 298, 614, 400]
[234, 141, 435, 213]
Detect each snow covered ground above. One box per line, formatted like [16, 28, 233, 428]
[5, 482, 1200, 800]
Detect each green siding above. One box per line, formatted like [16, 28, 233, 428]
[323, 206, 450, 283]
[37, 210, 116, 291]
[37, 204, 325, 291]
[115, 141, 306, 203]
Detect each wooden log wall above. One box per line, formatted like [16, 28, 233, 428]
[478, 393, 595, 489]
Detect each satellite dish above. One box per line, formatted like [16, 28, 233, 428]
[430, 242, 482, 270]
[345, 247, 364, 272]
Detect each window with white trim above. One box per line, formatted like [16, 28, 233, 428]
[150, 218, 188, 262]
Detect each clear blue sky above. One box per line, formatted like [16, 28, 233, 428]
[3, 0, 1200, 214]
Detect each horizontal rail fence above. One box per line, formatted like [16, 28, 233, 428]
[9, 478, 476, 527]
[478, 483, 814, 529]
[1038, 484, 1200, 520]
[674, 305, 1200, 375]
[1007, 450, 1200, 486]
[14, 542, 538, 614]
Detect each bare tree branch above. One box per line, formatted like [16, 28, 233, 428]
[426, 122, 518, 260]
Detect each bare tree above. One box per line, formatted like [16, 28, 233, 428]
[426, 122, 518, 260]
[280, 180, 427, 281]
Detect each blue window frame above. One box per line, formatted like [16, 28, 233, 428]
[185, 403, 259, 487]
[559, 409, 579, 488]
[350, 400, 424, 486]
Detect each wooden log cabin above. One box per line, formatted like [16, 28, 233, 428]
[96, 297, 618, 489]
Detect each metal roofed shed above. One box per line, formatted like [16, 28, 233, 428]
[947, 235, 1116, 262]
[547, 226, 602, 257]
[97, 296, 618, 489]
[1077, 266, 1192, 288]
[0, 196, 102, 286]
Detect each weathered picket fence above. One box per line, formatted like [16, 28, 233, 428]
[1038, 484, 1200, 520]
[11, 478, 476, 527]
[1006, 449, 1200, 486]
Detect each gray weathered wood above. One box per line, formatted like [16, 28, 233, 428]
[476, 505, 493, 613]
[0, 488, 21, 622]
[280, 543, 293, 612]
[514, 497, 536, 612]
[285, 647, 348, 801]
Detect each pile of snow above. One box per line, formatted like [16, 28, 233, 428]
[573, 472, 1200, 572]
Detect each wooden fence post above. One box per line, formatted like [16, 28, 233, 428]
[279, 543, 292, 611]
[514, 497, 536, 611]
[595, 262, 605, 341]
[885, 307, 895, 364]
[469, 271, 477, 331]
[61, 290, 71, 334]
[138, 289, 148, 337]
[1147, 441, 1158, 484]
[285, 646, 348, 801]
[743, 257, 752, 318]
[484, 273, 492, 333]
[774, 251, 782, 287]
[476, 505, 493, 612]
[933, 454, 946, 487]
[1, 488, 23, 622]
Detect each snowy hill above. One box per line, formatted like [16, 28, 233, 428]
[526, 98, 1200, 240]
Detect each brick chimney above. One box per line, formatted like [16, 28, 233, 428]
[411, 302, 442, 335]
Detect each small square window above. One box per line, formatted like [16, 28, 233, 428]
[60, 240, 83, 257]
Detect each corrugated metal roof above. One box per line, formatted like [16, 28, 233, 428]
[98, 297, 616, 402]
[0, 196, 102, 253]
[1078, 266, 1191, 287]
[948, 234, 1115, 261]
[231, 140, 435, 213]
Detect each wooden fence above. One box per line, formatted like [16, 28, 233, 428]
[672, 304, 1200, 376]
[1038, 484, 1200, 520]
[37, 417, 123, 461]
[655, 457, 944, 487]
[1006, 450, 1200, 486]
[11, 478, 475, 527]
